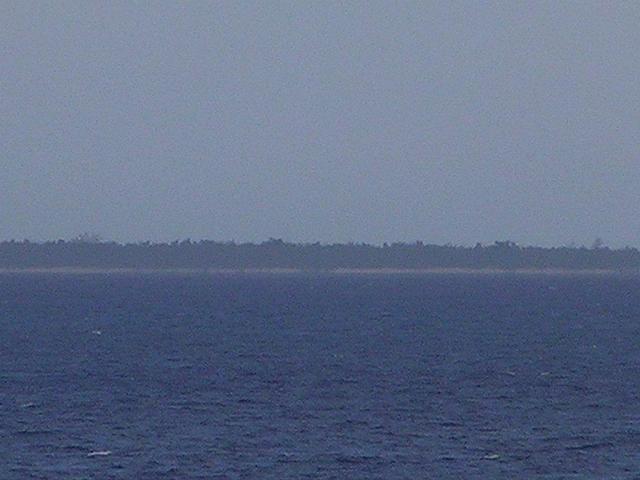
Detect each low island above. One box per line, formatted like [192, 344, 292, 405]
[0, 238, 638, 273]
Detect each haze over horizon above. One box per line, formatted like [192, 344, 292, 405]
[3, 2, 640, 247]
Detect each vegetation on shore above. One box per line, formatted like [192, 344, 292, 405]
[0, 238, 638, 271]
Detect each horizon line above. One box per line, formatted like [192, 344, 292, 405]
[0, 237, 631, 251]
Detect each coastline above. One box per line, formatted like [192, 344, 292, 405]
[0, 267, 633, 275]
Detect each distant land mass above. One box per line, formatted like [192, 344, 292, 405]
[0, 238, 639, 272]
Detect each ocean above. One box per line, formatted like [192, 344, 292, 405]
[2, 272, 639, 479]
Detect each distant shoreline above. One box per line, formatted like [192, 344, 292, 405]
[2, 240, 639, 273]
[0, 267, 634, 275]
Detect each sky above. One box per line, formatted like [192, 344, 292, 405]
[2, 1, 640, 247]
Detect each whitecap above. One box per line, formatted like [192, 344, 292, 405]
[87, 450, 112, 457]
[483, 453, 500, 460]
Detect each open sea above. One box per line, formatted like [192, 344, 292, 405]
[2, 272, 640, 479]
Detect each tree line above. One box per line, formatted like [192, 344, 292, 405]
[0, 238, 638, 271]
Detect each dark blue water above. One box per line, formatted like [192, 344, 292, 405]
[2, 273, 640, 479]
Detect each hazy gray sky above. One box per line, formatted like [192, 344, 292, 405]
[2, 1, 639, 246]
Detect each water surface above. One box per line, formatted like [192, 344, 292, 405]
[2, 273, 639, 478]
